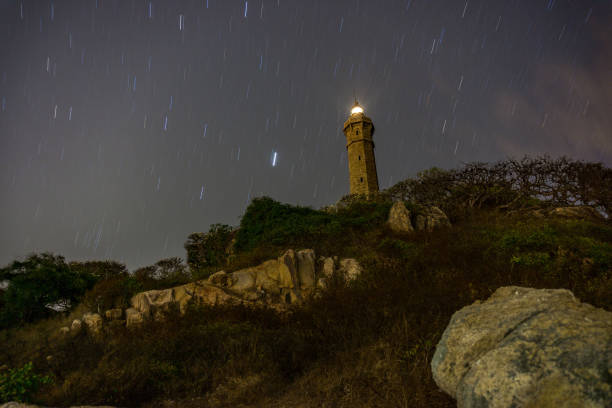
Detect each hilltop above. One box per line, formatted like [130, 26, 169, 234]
[0, 156, 610, 407]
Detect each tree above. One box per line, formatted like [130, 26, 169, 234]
[184, 224, 233, 276]
[68, 260, 128, 280]
[0, 253, 97, 328]
[385, 156, 611, 219]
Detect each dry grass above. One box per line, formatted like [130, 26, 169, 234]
[1, 207, 610, 407]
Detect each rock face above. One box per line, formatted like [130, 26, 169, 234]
[551, 206, 604, 220]
[104, 308, 122, 320]
[125, 307, 145, 327]
[70, 319, 82, 332]
[82, 313, 103, 334]
[337, 258, 362, 282]
[431, 286, 612, 408]
[387, 202, 451, 233]
[421, 206, 451, 231]
[387, 201, 414, 232]
[124, 249, 362, 327]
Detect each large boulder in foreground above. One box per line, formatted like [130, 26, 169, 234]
[1, 404, 116, 408]
[431, 286, 612, 408]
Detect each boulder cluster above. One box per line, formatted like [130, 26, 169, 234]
[59, 249, 361, 333]
[387, 201, 451, 233]
[432, 286, 612, 408]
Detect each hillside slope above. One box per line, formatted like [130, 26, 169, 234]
[2, 202, 611, 407]
[1, 157, 610, 407]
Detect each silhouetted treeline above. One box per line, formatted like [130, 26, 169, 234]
[385, 156, 611, 219]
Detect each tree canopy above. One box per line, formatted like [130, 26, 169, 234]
[0, 253, 97, 328]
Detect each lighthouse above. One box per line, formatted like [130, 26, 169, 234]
[343, 100, 379, 196]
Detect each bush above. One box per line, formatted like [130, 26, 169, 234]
[0, 362, 52, 403]
[0, 253, 97, 329]
[82, 275, 142, 313]
[234, 196, 390, 253]
[68, 261, 128, 281]
[184, 224, 233, 278]
[385, 156, 612, 219]
[132, 257, 191, 290]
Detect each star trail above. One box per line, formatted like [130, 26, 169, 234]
[0, 0, 610, 269]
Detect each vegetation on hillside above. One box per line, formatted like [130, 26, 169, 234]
[0, 254, 97, 329]
[385, 155, 611, 220]
[0, 156, 610, 407]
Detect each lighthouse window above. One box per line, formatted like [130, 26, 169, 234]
[360, 177, 363, 182]
[358, 155, 361, 160]
[356, 130, 359, 135]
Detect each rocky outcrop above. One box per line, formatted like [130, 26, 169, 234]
[82, 313, 103, 334]
[387, 201, 414, 232]
[387, 202, 451, 233]
[70, 319, 82, 332]
[123, 249, 361, 327]
[512, 205, 606, 221]
[125, 307, 145, 327]
[60, 250, 361, 330]
[104, 308, 122, 320]
[431, 286, 612, 408]
[420, 206, 451, 231]
[551, 206, 604, 220]
[337, 258, 362, 281]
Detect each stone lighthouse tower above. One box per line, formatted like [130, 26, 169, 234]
[343, 100, 379, 196]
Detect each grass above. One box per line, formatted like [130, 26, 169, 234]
[1, 203, 610, 407]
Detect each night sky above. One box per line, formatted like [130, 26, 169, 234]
[1, 0, 611, 270]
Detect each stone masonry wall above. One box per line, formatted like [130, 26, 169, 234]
[343, 113, 379, 196]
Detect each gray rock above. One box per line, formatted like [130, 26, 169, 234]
[278, 249, 299, 289]
[321, 257, 335, 278]
[227, 269, 256, 292]
[296, 249, 316, 289]
[338, 258, 362, 282]
[121, 250, 364, 323]
[317, 256, 335, 290]
[125, 307, 145, 327]
[0, 404, 117, 408]
[104, 308, 122, 320]
[208, 270, 233, 287]
[424, 206, 451, 231]
[82, 313, 103, 333]
[414, 214, 426, 231]
[71, 319, 82, 332]
[551, 206, 604, 221]
[432, 286, 612, 408]
[0, 404, 39, 408]
[387, 201, 414, 233]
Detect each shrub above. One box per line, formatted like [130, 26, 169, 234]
[0, 253, 97, 329]
[385, 156, 612, 218]
[184, 224, 233, 277]
[234, 196, 390, 253]
[132, 258, 191, 290]
[0, 362, 52, 403]
[82, 275, 142, 312]
[68, 261, 128, 281]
